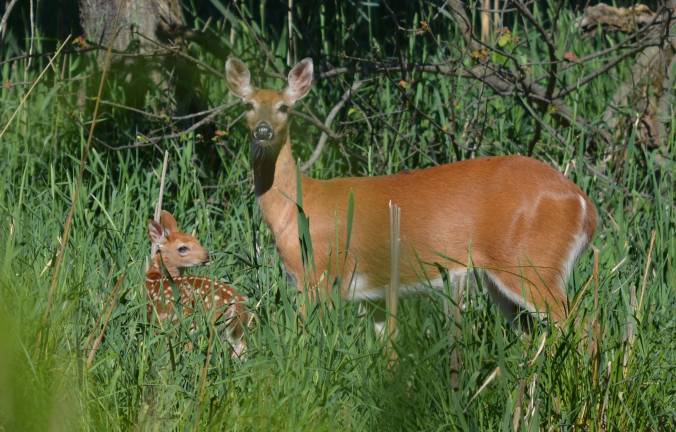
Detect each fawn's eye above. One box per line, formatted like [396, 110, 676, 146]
[178, 246, 189, 255]
[278, 104, 289, 114]
[243, 102, 255, 111]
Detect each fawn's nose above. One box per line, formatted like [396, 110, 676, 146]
[253, 121, 274, 141]
[204, 252, 211, 264]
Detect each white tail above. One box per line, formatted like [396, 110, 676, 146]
[225, 57, 597, 328]
[146, 210, 251, 357]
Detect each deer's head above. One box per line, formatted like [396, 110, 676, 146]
[225, 57, 314, 161]
[148, 210, 210, 278]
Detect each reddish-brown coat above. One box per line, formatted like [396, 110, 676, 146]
[146, 211, 251, 355]
[226, 57, 598, 322]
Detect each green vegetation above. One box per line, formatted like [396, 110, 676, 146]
[0, 1, 673, 430]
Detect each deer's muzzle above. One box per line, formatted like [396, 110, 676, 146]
[253, 121, 274, 141]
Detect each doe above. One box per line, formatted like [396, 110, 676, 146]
[225, 57, 597, 334]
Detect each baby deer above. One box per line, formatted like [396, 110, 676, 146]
[146, 210, 251, 357]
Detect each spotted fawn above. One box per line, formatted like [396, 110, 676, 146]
[146, 210, 251, 357]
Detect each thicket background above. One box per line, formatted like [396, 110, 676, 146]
[0, 1, 674, 430]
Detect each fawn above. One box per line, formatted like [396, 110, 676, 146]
[146, 210, 251, 357]
[225, 57, 597, 333]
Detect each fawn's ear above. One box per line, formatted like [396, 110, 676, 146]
[283, 58, 313, 105]
[148, 220, 166, 244]
[159, 210, 178, 234]
[225, 57, 254, 100]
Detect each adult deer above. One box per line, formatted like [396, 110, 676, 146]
[225, 57, 597, 331]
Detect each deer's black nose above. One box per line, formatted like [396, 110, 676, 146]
[253, 122, 274, 141]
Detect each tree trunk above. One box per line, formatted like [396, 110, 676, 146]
[79, 0, 203, 115]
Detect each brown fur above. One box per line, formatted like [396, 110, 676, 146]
[146, 210, 251, 356]
[226, 58, 598, 322]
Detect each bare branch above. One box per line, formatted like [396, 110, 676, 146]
[512, 0, 560, 154]
[132, 105, 227, 145]
[85, 274, 125, 369]
[0, 0, 19, 41]
[291, 110, 342, 141]
[444, 0, 610, 144]
[446, 0, 481, 51]
[301, 80, 364, 171]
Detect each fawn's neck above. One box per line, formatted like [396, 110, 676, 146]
[146, 253, 181, 282]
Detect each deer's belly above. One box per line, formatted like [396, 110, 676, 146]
[346, 271, 467, 301]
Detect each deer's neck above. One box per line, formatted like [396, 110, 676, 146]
[254, 137, 304, 252]
[146, 253, 180, 282]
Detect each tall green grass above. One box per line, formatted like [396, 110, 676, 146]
[1, 2, 674, 430]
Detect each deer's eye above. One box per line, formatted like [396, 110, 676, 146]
[178, 246, 189, 255]
[243, 102, 255, 111]
[278, 104, 289, 114]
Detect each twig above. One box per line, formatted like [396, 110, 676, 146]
[287, 0, 295, 66]
[463, 62, 606, 140]
[193, 325, 215, 430]
[386, 201, 401, 366]
[528, 331, 548, 367]
[481, 0, 490, 43]
[517, 95, 567, 146]
[624, 282, 637, 377]
[85, 274, 126, 369]
[300, 80, 363, 171]
[154, 151, 169, 223]
[320, 67, 349, 79]
[512, 378, 527, 431]
[230, 1, 280, 73]
[148, 151, 169, 262]
[444, 0, 611, 144]
[513, 1, 557, 62]
[320, 61, 584, 137]
[624, 230, 656, 377]
[27, 0, 35, 71]
[524, 372, 539, 427]
[446, 270, 466, 390]
[590, 247, 600, 381]
[446, 0, 481, 51]
[98, 100, 168, 119]
[125, 103, 233, 149]
[0, 45, 119, 67]
[556, 40, 662, 99]
[550, 6, 669, 91]
[291, 110, 342, 140]
[156, 21, 230, 58]
[375, 61, 465, 159]
[98, 100, 233, 121]
[465, 366, 501, 411]
[135, 32, 224, 78]
[637, 230, 657, 318]
[0, 0, 19, 41]
[512, 0, 559, 154]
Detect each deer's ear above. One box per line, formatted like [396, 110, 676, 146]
[283, 58, 313, 105]
[159, 210, 178, 234]
[148, 220, 165, 244]
[225, 57, 254, 100]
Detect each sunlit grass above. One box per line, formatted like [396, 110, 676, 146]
[0, 3, 674, 431]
